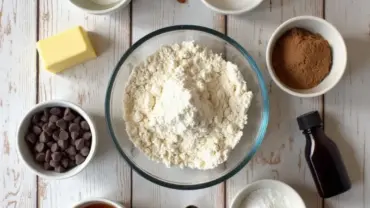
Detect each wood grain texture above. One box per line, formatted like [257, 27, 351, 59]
[37, 1, 131, 207]
[226, 0, 323, 207]
[0, 0, 37, 208]
[131, 0, 225, 207]
[324, 0, 370, 207]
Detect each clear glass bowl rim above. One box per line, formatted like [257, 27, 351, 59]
[105, 25, 270, 190]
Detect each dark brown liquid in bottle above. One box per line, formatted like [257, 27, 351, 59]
[303, 126, 351, 198]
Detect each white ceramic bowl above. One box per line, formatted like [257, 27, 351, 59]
[72, 198, 125, 208]
[266, 16, 347, 98]
[230, 179, 306, 208]
[200, 0, 263, 15]
[69, 0, 131, 15]
[16, 100, 97, 180]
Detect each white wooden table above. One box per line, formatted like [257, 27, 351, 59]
[1, 0, 369, 207]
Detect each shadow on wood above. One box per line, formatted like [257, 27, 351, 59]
[88, 31, 111, 57]
[290, 183, 323, 208]
[324, 113, 361, 185]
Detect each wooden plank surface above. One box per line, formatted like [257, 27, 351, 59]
[0, 0, 37, 208]
[37, 1, 131, 207]
[226, 0, 324, 207]
[2, 0, 370, 207]
[131, 0, 225, 207]
[325, 0, 370, 207]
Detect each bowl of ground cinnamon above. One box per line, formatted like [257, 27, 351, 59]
[266, 16, 347, 97]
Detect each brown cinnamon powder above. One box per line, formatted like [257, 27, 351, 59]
[272, 28, 332, 89]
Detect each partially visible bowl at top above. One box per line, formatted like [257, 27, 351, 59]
[69, 0, 130, 15]
[200, 0, 263, 15]
[266, 16, 347, 98]
[105, 25, 269, 189]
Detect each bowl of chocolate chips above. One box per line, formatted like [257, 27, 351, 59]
[16, 100, 97, 179]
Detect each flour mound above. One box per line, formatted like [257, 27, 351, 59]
[123, 42, 253, 169]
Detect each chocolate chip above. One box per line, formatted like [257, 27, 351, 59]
[50, 107, 62, 116]
[59, 131, 69, 140]
[35, 152, 46, 162]
[26, 133, 37, 144]
[69, 154, 76, 161]
[46, 141, 54, 148]
[62, 152, 67, 158]
[49, 115, 59, 123]
[56, 119, 67, 130]
[82, 132, 92, 140]
[45, 150, 51, 162]
[75, 154, 85, 165]
[65, 146, 77, 156]
[69, 123, 80, 132]
[80, 121, 90, 130]
[51, 152, 62, 161]
[44, 162, 53, 170]
[61, 158, 69, 168]
[40, 115, 48, 123]
[64, 108, 75, 121]
[39, 132, 50, 143]
[80, 147, 90, 157]
[42, 123, 48, 132]
[57, 140, 68, 150]
[32, 126, 42, 135]
[75, 139, 85, 150]
[55, 165, 65, 173]
[52, 130, 60, 141]
[50, 143, 59, 152]
[35, 143, 45, 153]
[32, 114, 41, 124]
[37, 122, 45, 128]
[73, 116, 82, 124]
[68, 160, 76, 168]
[71, 132, 79, 140]
[48, 122, 57, 130]
[49, 160, 60, 168]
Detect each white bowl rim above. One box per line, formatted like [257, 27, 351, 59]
[200, 0, 263, 15]
[266, 15, 347, 98]
[71, 197, 125, 208]
[68, 0, 131, 15]
[16, 100, 98, 180]
[230, 179, 306, 208]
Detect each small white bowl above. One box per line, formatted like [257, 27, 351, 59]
[16, 100, 97, 180]
[72, 198, 125, 208]
[230, 179, 306, 208]
[69, 0, 131, 15]
[266, 16, 347, 98]
[200, 0, 263, 15]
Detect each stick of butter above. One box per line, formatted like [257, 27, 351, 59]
[37, 26, 97, 73]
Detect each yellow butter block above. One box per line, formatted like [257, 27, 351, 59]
[37, 26, 97, 73]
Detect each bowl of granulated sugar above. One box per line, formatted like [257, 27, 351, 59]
[230, 180, 306, 208]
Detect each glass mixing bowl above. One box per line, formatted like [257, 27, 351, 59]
[105, 25, 269, 189]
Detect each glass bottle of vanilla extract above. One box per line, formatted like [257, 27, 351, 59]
[297, 111, 351, 198]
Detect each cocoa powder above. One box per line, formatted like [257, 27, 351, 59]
[272, 28, 332, 89]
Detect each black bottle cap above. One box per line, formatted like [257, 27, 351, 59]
[297, 111, 322, 130]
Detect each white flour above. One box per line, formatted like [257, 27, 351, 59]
[123, 42, 253, 169]
[240, 189, 293, 208]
